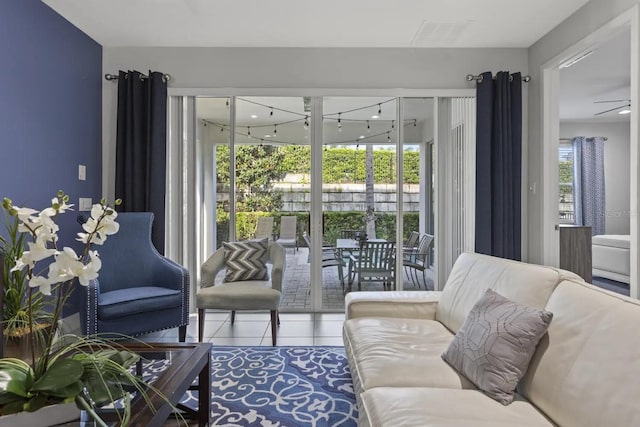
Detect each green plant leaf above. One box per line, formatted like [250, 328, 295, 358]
[0, 398, 26, 415]
[23, 394, 48, 412]
[43, 380, 83, 398]
[31, 359, 83, 392]
[0, 391, 26, 406]
[0, 366, 32, 397]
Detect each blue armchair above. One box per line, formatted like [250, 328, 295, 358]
[81, 212, 190, 341]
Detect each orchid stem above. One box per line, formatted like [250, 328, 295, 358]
[75, 395, 109, 427]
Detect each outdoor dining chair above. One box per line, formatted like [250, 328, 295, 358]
[403, 234, 434, 289]
[348, 240, 396, 291]
[302, 232, 347, 290]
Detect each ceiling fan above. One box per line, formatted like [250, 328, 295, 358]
[593, 99, 631, 116]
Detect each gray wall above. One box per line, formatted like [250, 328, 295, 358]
[102, 47, 528, 202]
[527, 0, 639, 263]
[561, 121, 631, 234]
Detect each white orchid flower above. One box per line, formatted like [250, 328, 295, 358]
[10, 258, 26, 272]
[96, 219, 119, 241]
[50, 247, 84, 280]
[77, 251, 101, 286]
[12, 206, 38, 221]
[82, 217, 99, 234]
[29, 275, 52, 296]
[20, 241, 57, 267]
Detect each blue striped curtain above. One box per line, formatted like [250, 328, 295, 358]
[572, 136, 606, 235]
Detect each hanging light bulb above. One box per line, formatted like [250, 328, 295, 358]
[367, 120, 371, 132]
[387, 132, 391, 143]
[247, 126, 251, 136]
[225, 99, 229, 109]
[378, 103, 382, 114]
[274, 124, 277, 135]
[338, 113, 342, 132]
[414, 119, 417, 127]
[270, 108, 274, 117]
[220, 126, 224, 132]
[391, 120, 395, 129]
[304, 116, 309, 130]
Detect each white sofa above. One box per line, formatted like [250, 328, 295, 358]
[343, 252, 640, 427]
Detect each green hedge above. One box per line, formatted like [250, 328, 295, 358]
[279, 146, 420, 184]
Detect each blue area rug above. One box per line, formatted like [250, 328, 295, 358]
[142, 346, 358, 427]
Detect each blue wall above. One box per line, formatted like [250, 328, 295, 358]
[0, 0, 102, 316]
[0, 0, 102, 231]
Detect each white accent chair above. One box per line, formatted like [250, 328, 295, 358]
[197, 242, 286, 345]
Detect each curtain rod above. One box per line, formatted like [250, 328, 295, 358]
[560, 137, 608, 141]
[105, 73, 171, 83]
[466, 74, 531, 83]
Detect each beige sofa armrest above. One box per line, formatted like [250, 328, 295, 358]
[345, 291, 441, 320]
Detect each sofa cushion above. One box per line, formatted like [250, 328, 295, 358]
[442, 289, 553, 405]
[343, 317, 475, 402]
[360, 387, 553, 427]
[98, 286, 181, 320]
[520, 280, 640, 427]
[436, 252, 576, 333]
[223, 239, 269, 282]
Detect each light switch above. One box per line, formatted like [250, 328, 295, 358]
[79, 198, 92, 211]
[78, 165, 86, 181]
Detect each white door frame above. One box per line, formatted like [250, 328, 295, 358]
[541, 6, 639, 299]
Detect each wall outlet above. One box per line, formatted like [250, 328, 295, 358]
[78, 164, 86, 181]
[79, 197, 92, 211]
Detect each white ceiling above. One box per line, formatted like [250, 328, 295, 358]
[43, 0, 626, 123]
[559, 29, 631, 122]
[43, 0, 590, 48]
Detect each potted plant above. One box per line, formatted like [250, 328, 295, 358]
[0, 192, 161, 426]
[1, 211, 50, 362]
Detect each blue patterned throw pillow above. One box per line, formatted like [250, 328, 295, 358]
[223, 239, 269, 282]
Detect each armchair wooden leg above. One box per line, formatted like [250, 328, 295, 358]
[231, 310, 236, 325]
[270, 310, 278, 346]
[277, 312, 280, 326]
[198, 309, 205, 342]
[179, 325, 187, 342]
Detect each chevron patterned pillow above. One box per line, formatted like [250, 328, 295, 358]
[223, 239, 270, 282]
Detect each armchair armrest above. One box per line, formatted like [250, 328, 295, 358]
[345, 291, 441, 320]
[269, 242, 286, 293]
[201, 249, 225, 288]
[151, 255, 189, 291]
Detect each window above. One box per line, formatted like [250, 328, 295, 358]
[559, 142, 574, 223]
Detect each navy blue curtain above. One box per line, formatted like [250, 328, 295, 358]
[115, 70, 167, 253]
[475, 71, 522, 260]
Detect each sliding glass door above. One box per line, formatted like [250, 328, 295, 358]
[174, 93, 474, 312]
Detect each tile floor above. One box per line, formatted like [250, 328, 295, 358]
[141, 311, 346, 347]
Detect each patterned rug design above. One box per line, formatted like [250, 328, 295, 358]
[142, 346, 358, 427]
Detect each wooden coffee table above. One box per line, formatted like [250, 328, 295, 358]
[96, 342, 211, 427]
